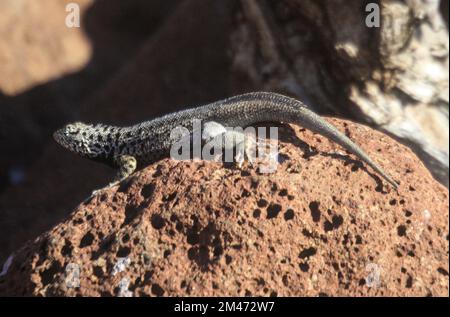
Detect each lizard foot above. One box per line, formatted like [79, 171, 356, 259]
[85, 155, 137, 202]
[91, 180, 119, 197]
[84, 180, 120, 202]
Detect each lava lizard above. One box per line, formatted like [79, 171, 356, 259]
[53, 92, 399, 191]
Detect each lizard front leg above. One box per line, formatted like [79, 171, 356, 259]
[113, 155, 137, 183]
[90, 155, 137, 197]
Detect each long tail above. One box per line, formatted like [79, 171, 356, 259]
[223, 92, 399, 189]
[170, 91, 399, 189]
[283, 102, 399, 189]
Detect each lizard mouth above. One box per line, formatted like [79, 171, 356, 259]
[53, 129, 71, 150]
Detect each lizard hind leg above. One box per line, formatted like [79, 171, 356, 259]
[202, 121, 227, 141]
[202, 121, 257, 167]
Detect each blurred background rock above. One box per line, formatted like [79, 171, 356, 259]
[0, 0, 448, 262]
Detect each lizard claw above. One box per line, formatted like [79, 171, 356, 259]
[86, 180, 120, 202]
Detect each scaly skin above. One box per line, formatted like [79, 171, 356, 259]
[53, 92, 399, 189]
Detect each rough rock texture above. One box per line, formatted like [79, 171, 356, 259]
[0, 0, 448, 296]
[0, 119, 448, 297]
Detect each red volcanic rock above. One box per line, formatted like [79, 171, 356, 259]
[0, 119, 448, 296]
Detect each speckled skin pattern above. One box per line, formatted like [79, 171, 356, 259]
[53, 92, 398, 188]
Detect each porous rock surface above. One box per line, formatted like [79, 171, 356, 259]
[0, 119, 448, 296]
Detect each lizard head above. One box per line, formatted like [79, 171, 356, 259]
[53, 122, 109, 159]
